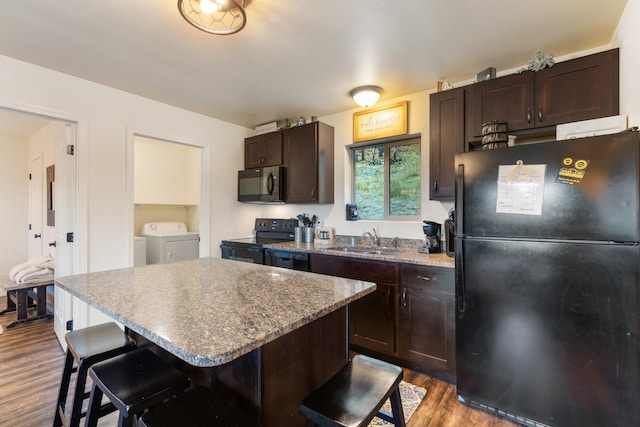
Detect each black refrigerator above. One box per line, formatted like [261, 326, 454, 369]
[454, 130, 640, 427]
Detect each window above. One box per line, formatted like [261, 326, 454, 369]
[351, 136, 421, 220]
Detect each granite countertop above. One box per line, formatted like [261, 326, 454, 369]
[55, 257, 375, 367]
[264, 241, 455, 268]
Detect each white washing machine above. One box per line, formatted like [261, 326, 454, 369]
[141, 222, 199, 265]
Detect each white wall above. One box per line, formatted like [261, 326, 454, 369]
[134, 136, 200, 205]
[0, 133, 28, 273]
[613, 0, 640, 128]
[0, 54, 251, 273]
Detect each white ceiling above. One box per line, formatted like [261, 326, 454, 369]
[0, 0, 628, 130]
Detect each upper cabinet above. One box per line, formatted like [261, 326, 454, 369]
[282, 122, 334, 204]
[534, 49, 619, 127]
[465, 71, 534, 140]
[429, 49, 619, 201]
[429, 87, 465, 200]
[465, 49, 619, 142]
[244, 132, 283, 169]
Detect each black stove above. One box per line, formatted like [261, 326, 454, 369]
[220, 218, 298, 264]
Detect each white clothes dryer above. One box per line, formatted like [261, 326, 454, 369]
[141, 222, 199, 264]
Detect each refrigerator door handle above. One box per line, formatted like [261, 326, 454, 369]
[456, 238, 466, 318]
[455, 164, 464, 237]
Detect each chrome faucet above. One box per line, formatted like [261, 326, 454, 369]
[363, 228, 379, 246]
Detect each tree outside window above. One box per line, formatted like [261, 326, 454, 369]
[352, 137, 421, 220]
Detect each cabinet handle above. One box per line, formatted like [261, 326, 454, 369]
[34, 233, 42, 239]
[433, 180, 438, 193]
[527, 108, 531, 125]
[402, 287, 407, 307]
[416, 275, 433, 281]
[311, 188, 316, 198]
[538, 106, 543, 123]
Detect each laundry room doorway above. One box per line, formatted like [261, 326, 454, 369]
[128, 132, 210, 266]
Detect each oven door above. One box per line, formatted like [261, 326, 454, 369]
[220, 243, 264, 264]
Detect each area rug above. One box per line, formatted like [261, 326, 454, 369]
[369, 380, 426, 426]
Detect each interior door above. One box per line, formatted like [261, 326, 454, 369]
[53, 123, 76, 348]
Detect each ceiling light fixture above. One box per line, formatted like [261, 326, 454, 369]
[178, 0, 246, 35]
[349, 85, 383, 108]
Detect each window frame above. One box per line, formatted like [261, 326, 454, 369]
[349, 133, 422, 221]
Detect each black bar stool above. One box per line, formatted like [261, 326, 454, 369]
[138, 386, 262, 427]
[299, 354, 406, 427]
[53, 322, 136, 427]
[84, 347, 191, 427]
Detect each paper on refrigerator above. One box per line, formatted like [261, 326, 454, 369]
[496, 162, 546, 215]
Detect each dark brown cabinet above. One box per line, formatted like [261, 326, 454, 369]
[282, 122, 334, 204]
[398, 264, 455, 379]
[534, 48, 619, 127]
[309, 252, 456, 381]
[310, 253, 397, 355]
[466, 49, 619, 141]
[429, 87, 465, 200]
[465, 71, 534, 139]
[244, 132, 282, 169]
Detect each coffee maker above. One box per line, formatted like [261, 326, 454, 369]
[418, 221, 441, 254]
[443, 209, 455, 257]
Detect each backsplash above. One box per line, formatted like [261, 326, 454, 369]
[333, 235, 424, 249]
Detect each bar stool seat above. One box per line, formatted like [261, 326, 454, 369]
[84, 347, 190, 427]
[299, 354, 406, 427]
[138, 386, 262, 427]
[53, 322, 136, 427]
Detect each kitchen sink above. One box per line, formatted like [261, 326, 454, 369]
[323, 246, 402, 256]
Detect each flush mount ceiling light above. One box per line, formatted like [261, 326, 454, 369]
[349, 85, 383, 108]
[178, 0, 246, 35]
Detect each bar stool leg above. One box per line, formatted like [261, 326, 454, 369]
[84, 384, 104, 427]
[68, 363, 92, 427]
[53, 350, 75, 427]
[389, 388, 406, 427]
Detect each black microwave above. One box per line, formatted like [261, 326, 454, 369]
[238, 166, 284, 203]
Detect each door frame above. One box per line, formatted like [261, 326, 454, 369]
[0, 100, 87, 347]
[126, 127, 211, 262]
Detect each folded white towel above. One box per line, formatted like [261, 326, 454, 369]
[15, 267, 54, 284]
[9, 254, 55, 281]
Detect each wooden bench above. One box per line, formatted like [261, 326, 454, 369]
[0, 276, 54, 328]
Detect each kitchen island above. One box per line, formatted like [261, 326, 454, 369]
[55, 257, 376, 426]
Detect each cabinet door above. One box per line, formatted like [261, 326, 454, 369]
[535, 48, 619, 127]
[310, 253, 397, 356]
[349, 283, 396, 355]
[466, 71, 535, 138]
[399, 264, 455, 375]
[429, 87, 465, 200]
[283, 124, 319, 202]
[244, 132, 282, 169]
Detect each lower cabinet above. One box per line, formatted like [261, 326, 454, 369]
[310, 253, 456, 381]
[310, 253, 397, 356]
[398, 264, 455, 378]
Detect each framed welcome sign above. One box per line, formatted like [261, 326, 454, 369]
[353, 101, 407, 143]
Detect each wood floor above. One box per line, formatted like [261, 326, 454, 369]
[0, 295, 518, 427]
